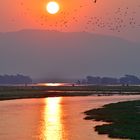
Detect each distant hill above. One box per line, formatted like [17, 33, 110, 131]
[0, 29, 140, 79]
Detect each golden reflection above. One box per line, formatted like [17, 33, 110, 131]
[37, 83, 64, 86]
[44, 83, 63, 86]
[43, 97, 63, 140]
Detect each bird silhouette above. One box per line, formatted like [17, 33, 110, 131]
[94, 0, 97, 3]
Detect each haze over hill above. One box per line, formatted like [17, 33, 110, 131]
[0, 29, 140, 80]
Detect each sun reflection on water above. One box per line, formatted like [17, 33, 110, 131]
[37, 83, 64, 86]
[43, 97, 64, 140]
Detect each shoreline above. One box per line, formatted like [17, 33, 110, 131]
[1, 85, 140, 101]
[0, 91, 94, 101]
[84, 100, 140, 140]
[1, 91, 140, 101]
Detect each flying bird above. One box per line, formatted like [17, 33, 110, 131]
[94, 0, 97, 3]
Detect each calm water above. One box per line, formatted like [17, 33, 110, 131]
[0, 95, 140, 140]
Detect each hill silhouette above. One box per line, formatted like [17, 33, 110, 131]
[0, 29, 140, 79]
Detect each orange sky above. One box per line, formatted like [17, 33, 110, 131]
[0, 0, 140, 41]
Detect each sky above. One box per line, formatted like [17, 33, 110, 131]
[0, 0, 140, 42]
[0, 0, 140, 80]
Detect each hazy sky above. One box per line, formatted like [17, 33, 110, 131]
[0, 0, 140, 79]
[0, 30, 140, 79]
[0, 0, 140, 42]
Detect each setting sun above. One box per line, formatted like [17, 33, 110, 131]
[46, 1, 60, 15]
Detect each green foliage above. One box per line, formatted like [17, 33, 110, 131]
[85, 100, 140, 140]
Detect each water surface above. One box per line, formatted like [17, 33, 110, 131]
[0, 95, 140, 140]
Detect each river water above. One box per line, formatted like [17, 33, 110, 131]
[0, 95, 140, 140]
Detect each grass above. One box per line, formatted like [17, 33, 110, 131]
[0, 86, 94, 100]
[0, 85, 140, 100]
[84, 100, 140, 140]
[0, 85, 140, 101]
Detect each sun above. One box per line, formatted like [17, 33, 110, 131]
[46, 1, 60, 15]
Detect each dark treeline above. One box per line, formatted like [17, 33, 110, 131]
[0, 74, 32, 84]
[82, 75, 140, 85]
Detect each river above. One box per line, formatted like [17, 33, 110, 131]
[0, 95, 140, 140]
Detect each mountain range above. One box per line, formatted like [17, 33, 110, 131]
[0, 29, 140, 80]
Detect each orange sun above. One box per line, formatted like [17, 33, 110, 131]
[46, 1, 60, 14]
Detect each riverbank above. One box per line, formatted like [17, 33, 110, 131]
[0, 90, 94, 101]
[1, 85, 140, 101]
[84, 100, 140, 140]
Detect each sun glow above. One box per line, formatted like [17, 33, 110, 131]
[46, 1, 60, 14]
[43, 97, 63, 140]
[37, 83, 63, 86]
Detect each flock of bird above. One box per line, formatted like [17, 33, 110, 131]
[11, 0, 140, 33]
[84, 6, 139, 33]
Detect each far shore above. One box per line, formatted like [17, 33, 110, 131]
[1, 85, 140, 101]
